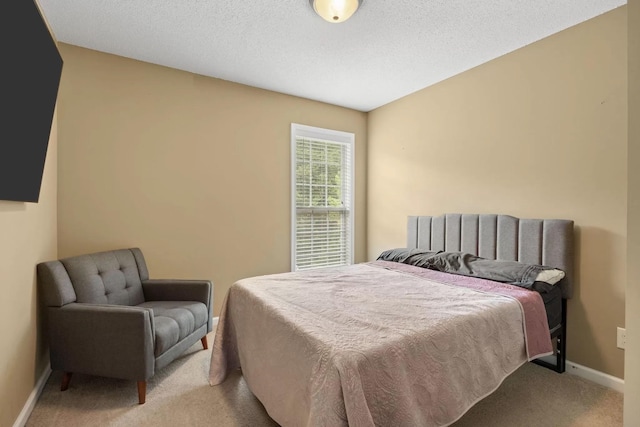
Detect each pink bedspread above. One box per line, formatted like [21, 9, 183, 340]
[370, 260, 552, 359]
[210, 262, 552, 427]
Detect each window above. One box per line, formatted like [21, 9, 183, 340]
[291, 124, 354, 271]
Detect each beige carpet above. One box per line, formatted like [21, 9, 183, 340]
[27, 331, 623, 427]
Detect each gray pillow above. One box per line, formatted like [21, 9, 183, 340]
[377, 248, 565, 291]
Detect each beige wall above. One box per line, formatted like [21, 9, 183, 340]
[56, 44, 368, 316]
[625, 0, 639, 424]
[368, 7, 627, 377]
[0, 116, 57, 427]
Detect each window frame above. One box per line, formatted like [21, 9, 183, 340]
[290, 123, 355, 272]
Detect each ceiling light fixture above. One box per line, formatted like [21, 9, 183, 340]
[310, 0, 362, 23]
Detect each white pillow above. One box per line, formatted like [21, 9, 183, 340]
[535, 269, 565, 285]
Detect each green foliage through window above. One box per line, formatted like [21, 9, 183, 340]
[296, 139, 344, 208]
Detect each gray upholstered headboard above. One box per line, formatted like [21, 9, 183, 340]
[407, 214, 574, 299]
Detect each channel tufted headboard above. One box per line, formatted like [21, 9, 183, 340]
[407, 214, 574, 299]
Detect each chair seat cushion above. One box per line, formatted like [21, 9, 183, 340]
[137, 301, 208, 356]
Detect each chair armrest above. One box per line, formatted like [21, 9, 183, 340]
[142, 279, 213, 332]
[48, 304, 155, 381]
[142, 279, 212, 306]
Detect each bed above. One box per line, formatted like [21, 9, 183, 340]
[209, 213, 574, 427]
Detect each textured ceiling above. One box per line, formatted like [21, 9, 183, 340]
[38, 0, 625, 112]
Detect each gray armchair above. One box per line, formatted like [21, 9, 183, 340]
[37, 248, 213, 404]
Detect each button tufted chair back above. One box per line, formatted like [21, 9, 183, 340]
[40, 248, 150, 307]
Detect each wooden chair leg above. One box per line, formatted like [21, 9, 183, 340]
[201, 336, 208, 350]
[137, 381, 146, 404]
[61, 372, 72, 391]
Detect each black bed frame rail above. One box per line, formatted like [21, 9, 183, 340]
[532, 298, 567, 373]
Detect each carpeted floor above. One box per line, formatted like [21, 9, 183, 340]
[27, 331, 623, 427]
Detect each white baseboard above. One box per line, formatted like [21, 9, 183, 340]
[12, 363, 52, 427]
[566, 360, 625, 393]
[212, 316, 219, 327]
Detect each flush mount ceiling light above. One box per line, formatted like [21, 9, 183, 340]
[310, 0, 363, 23]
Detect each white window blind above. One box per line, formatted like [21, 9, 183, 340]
[291, 124, 354, 271]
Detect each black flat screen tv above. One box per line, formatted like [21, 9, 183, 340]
[1, 0, 63, 202]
